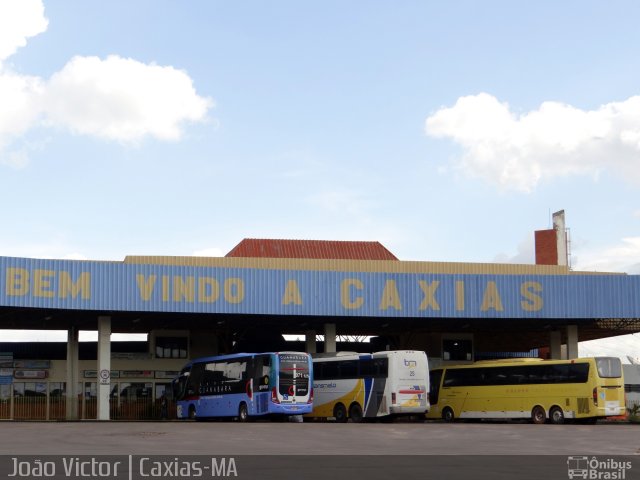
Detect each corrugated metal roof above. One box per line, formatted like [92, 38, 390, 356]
[225, 239, 399, 261]
[0, 256, 637, 317]
[123, 255, 574, 275]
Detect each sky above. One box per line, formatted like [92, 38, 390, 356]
[0, 1, 638, 359]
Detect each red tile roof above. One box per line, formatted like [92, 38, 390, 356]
[226, 239, 398, 260]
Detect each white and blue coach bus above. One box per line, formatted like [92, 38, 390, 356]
[309, 350, 429, 422]
[173, 352, 313, 420]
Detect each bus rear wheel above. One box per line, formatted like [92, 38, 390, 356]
[238, 403, 249, 422]
[334, 403, 348, 423]
[349, 403, 363, 423]
[549, 406, 565, 425]
[531, 406, 546, 424]
[442, 407, 455, 422]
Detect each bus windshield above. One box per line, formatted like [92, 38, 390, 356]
[278, 353, 310, 398]
[595, 357, 622, 378]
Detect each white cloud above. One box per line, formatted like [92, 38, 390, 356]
[493, 235, 535, 265]
[0, 1, 213, 163]
[0, 71, 43, 165]
[43, 55, 213, 143]
[573, 237, 640, 274]
[425, 93, 640, 192]
[0, 148, 30, 168]
[0, 0, 48, 63]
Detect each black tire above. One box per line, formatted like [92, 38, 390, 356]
[531, 406, 546, 424]
[238, 403, 249, 422]
[334, 403, 348, 423]
[549, 406, 565, 425]
[349, 403, 364, 423]
[442, 407, 455, 423]
[188, 405, 196, 420]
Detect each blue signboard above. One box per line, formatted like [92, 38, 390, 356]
[1, 256, 639, 319]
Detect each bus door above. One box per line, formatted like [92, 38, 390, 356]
[429, 369, 443, 408]
[440, 368, 469, 415]
[172, 366, 191, 418]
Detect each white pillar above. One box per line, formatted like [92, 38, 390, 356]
[97, 316, 111, 420]
[550, 331, 562, 360]
[566, 324, 579, 359]
[305, 330, 316, 354]
[65, 327, 79, 420]
[324, 323, 336, 353]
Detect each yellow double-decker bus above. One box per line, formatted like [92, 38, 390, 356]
[427, 357, 625, 424]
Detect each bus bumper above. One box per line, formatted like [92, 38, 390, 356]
[271, 403, 313, 415]
[389, 406, 427, 415]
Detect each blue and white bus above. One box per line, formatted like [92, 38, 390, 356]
[172, 352, 313, 420]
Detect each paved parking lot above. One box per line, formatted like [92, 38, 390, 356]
[0, 421, 638, 455]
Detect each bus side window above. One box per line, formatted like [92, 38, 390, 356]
[259, 355, 271, 377]
[173, 369, 190, 400]
[253, 355, 271, 392]
[187, 363, 204, 396]
[338, 360, 358, 379]
[359, 359, 374, 378]
[374, 358, 388, 378]
[322, 362, 339, 379]
[313, 362, 325, 381]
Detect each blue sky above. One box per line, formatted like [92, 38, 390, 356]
[0, 1, 639, 357]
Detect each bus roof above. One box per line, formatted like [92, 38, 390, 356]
[474, 358, 545, 364]
[187, 351, 309, 365]
[435, 357, 613, 370]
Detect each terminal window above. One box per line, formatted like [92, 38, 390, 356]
[155, 336, 188, 359]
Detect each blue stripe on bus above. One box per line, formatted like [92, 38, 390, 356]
[364, 377, 373, 410]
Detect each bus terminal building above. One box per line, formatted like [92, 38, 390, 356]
[1, 217, 640, 420]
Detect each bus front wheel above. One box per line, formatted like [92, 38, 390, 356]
[349, 403, 363, 423]
[334, 404, 348, 423]
[188, 405, 196, 420]
[549, 406, 565, 425]
[531, 406, 546, 424]
[238, 403, 249, 422]
[442, 407, 455, 423]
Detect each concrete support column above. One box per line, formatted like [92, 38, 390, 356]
[97, 316, 111, 421]
[324, 323, 336, 353]
[549, 331, 562, 360]
[305, 330, 316, 354]
[65, 326, 80, 420]
[566, 324, 579, 359]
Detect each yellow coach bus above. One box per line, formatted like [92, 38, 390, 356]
[427, 357, 625, 424]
